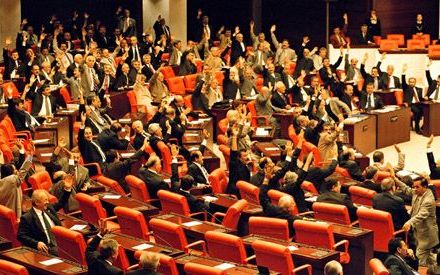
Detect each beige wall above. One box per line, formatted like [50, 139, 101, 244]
[0, 0, 21, 62]
[142, 0, 187, 43]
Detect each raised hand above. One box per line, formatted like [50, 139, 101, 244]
[270, 25, 276, 33]
[402, 64, 408, 74]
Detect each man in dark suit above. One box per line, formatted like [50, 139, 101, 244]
[178, 175, 209, 214]
[126, 37, 144, 65]
[230, 33, 246, 65]
[379, 63, 401, 90]
[358, 166, 382, 193]
[96, 122, 129, 151]
[131, 120, 150, 150]
[3, 43, 25, 80]
[138, 153, 178, 199]
[319, 53, 343, 93]
[7, 90, 37, 131]
[271, 82, 291, 110]
[78, 112, 107, 167]
[402, 66, 424, 133]
[425, 63, 440, 101]
[427, 135, 440, 180]
[291, 76, 312, 107]
[359, 83, 384, 111]
[187, 134, 209, 185]
[17, 180, 72, 255]
[360, 53, 382, 90]
[339, 148, 365, 182]
[263, 63, 282, 90]
[227, 126, 251, 197]
[116, 8, 137, 37]
[95, 25, 111, 50]
[141, 54, 155, 81]
[373, 178, 410, 230]
[153, 16, 171, 43]
[385, 238, 418, 275]
[305, 160, 337, 193]
[86, 225, 123, 275]
[26, 84, 59, 122]
[178, 52, 197, 76]
[317, 179, 358, 222]
[159, 106, 186, 146]
[355, 24, 374, 45]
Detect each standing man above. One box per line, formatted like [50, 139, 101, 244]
[402, 64, 424, 134]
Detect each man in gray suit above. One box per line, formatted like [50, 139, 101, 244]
[316, 89, 351, 123]
[344, 47, 362, 88]
[255, 86, 283, 135]
[397, 174, 439, 267]
[270, 25, 297, 67]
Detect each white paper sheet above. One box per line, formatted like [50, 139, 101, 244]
[182, 221, 203, 227]
[132, 243, 154, 250]
[102, 195, 121, 199]
[214, 263, 235, 270]
[39, 258, 63, 266]
[69, 224, 87, 231]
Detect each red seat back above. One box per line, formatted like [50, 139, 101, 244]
[249, 217, 290, 241]
[157, 141, 172, 174]
[160, 66, 174, 79]
[184, 262, 226, 275]
[0, 205, 20, 247]
[293, 220, 336, 250]
[0, 259, 29, 275]
[125, 175, 152, 202]
[312, 202, 351, 225]
[349, 186, 376, 206]
[208, 168, 229, 194]
[96, 176, 126, 196]
[251, 240, 295, 275]
[222, 199, 247, 229]
[28, 171, 53, 191]
[369, 258, 390, 275]
[114, 206, 150, 240]
[357, 208, 396, 252]
[386, 34, 405, 46]
[149, 218, 188, 252]
[205, 231, 248, 264]
[268, 190, 298, 215]
[183, 74, 198, 92]
[51, 226, 87, 266]
[166, 77, 186, 95]
[74, 193, 108, 226]
[157, 190, 191, 216]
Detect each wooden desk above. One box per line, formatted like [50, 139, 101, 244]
[153, 213, 236, 241]
[251, 127, 275, 142]
[55, 108, 79, 149]
[273, 112, 294, 139]
[369, 107, 411, 148]
[422, 101, 440, 137]
[98, 193, 159, 220]
[374, 90, 398, 106]
[343, 115, 377, 155]
[59, 213, 97, 237]
[108, 90, 130, 119]
[184, 145, 220, 173]
[107, 232, 183, 260]
[0, 247, 87, 274]
[182, 130, 204, 145]
[242, 234, 339, 275]
[174, 254, 271, 274]
[186, 117, 214, 147]
[254, 142, 282, 163]
[0, 237, 12, 251]
[331, 223, 374, 275]
[35, 117, 70, 148]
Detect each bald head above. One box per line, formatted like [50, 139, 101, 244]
[278, 195, 294, 212]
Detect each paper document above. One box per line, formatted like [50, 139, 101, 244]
[39, 258, 63, 266]
[70, 224, 87, 231]
[102, 195, 121, 199]
[214, 263, 235, 270]
[132, 243, 154, 250]
[182, 221, 203, 227]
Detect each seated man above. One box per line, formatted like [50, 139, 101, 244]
[317, 179, 358, 222]
[7, 87, 39, 131]
[138, 151, 178, 199]
[187, 137, 209, 185]
[324, 260, 344, 275]
[372, 145, 405, 172]
[372, 178, 409, 230]
[86, 225, 123, 275]
[339, 148, 364, 182]
[358, 166, 381, 193]
[78, 112, 107, 166]
[17, 179, 72, 255]
[385, 238, 418, 274]
[96, 122, 130, 151]
[358, 82, 384, 111]
[227, 126, 251, 197]
[271, 81, 291, 110]
[131, 120, 150, 150]
[316, 89, 351, 123]
[427, 135, 440, 179]
[26, 84, 59, 123]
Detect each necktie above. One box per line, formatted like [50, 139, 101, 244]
[90, 69, 95, 90]
[374, 78, 378, 90]
[42, 212, 56, 245]
[103, 76, 109, 92]
[45, 96, 51, 116]
[15, 60, 18, 68]
[388, 76, 391, 88]
[413, 88, 419, 103]
[91, 141, 106, 162]
[201, 165, 209, 182]
[434, 86, 439, 100]
[367, 95, 371, 110]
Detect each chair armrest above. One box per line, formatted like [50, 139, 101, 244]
[333, 239, 349, 253]
[297, 211, 314, 217]
[146, 198, 160, 203]
[189, 211, 207, 221]
[393, 229, 409, 243]
[349, 220, 359, 227]
[66, 210, 82, 217]
[83, 163, 102, 177]
[293, 264, 312, 275]
[244, 255, 256, 264]
[185, 240, 207, 255]
[15, 131, 32, 140]
[211, 212, 226, 223]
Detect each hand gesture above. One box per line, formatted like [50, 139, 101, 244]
[343, 13, 348, 21]
[197, 8, 203, 18]
[234, 26, 240, 34]
[63, 175, 74, 190]
[380, 52, 386, 61]
[59, 137, 67, 148]
[219, 25, 225, 33]
[270, 25, 276, 33]
[98, 219, 109, 236]
[427, 134, 434, 147]
[427, 59, 432, 68]
[302, 36, 310, 44]
[402, 64, 408, 74]
[394, 144, 401, 153]
[116, 6, 123, 14]
[15, 139, 24, 151]
[339, 46, 344, 55]
[362, 52, 368, 63]
[250, 20, 254, 28]
[37, 242, 49, 254]
[5, 37, 11, 47]
[84, 13, 89, 19]
[203, 129, 210, 139]
[165, 119, 171, 130]
[39, 33, 46, 41]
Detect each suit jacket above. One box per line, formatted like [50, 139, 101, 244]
[373, 192, 410, 230]
[291, 85, 312, 106]
[223, 79, 241, 100]
[360, 62, 381, 90]
[427, 151, 440, 179]
[126, 45, 145, 64]
[78, 127, 106, 165]
[141, 64, 155, 81]
[339, 160, 365, 182]
[117, 17, 137, 37]
[317, 191, 358, 222]
[17, 190, 70, 249]
[262, 69, 282, 89]
[240, 78, 257, 97]
[191, 81, 211, 115]
[330, 33, 348, 48]
[271, 91, 289, 109]
[86, 235, 123, 275]
[0, 175, 23, 219]
[425, 70, 440, 99]
[359, 91, 384, 110]
[178, 59, 197, 76]
[318, 56, 343, 88]
[344, 54, 362, 82]
[169, 47, 182, 66]
[402, 75, 423, 105]
[7, 98, 31, 131]
[380, 74, 401, 90]
[316, 97, 351, 121]
[305, 160, 337, 193]
[355, 31, 373, 45]
[398, 181, 439, 250]
[186, 147, 209, 185]
[26, 90, 59, 117]
[358, 180, 382, 193]
[2, 48, 26, 80]
[95, 34, 111, 49]
[230, 40, 246, 65]
[178, 190, 208, 213]
[104, 150, 147, 189]
[153, 20, 171, 42]
[228, 150, 251, 197]
[384, 255, 415, 275]
[97, 129, 129, 151]
[138, 163, 178, 199]
[293, 57, 315, 78]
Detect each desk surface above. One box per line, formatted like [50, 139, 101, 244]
[174, 254, 271, 274]
[200, 195, 263, 216]
[98, 193, 159, 218]
[107, 232, 183, 257]
[0, 247, 87, 274]
[254, 142, 282, 162]
[0, 236, 12, 251]
[59, 213, 96, 237]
